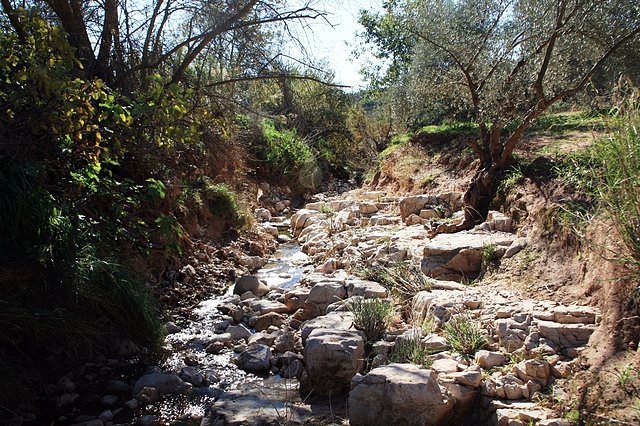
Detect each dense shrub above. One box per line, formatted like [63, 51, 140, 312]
[443, 313, 487, 356]
[349, 298, 394, 342]
[260, 120, 320, 189]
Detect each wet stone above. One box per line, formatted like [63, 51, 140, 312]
[238, 344, 273, 372]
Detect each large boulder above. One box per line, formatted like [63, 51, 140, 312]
[346, 279, 388, 299]
[399, 195, 440, 220]
[238, 256, 267, 272]
[475, 350, 508, 369]
[233, 276, 270, 297]
[348, 363, 453, 426]
[300, 311, 355, 343]
[422, 231, 514, 281]
[303, 281, 346, 318]
[238, 344, 272, 372]
[247, 299, 289, 315]
[537, 321, 596, 349]
[301, 329, 365, 397]
[359, 203, 379, 215]
[290, 209, 321, 237]
[284, 288, 310, 312]
[513, 359, 552, 387]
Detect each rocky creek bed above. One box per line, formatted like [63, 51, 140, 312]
[27, 189, 599, 426]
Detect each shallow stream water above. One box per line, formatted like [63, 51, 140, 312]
[148, 241, 309, 423]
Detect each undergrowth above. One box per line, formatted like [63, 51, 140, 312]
[390, 329, 433, 368]
[349, 298, 394, 342]
[547, 89, 640, 276]
[178, 176, 248, 230]
[0, 163, 163, 405]
[260, 120, 320, 190]
[590, 90, 640, 274]
[442, 313, 487, 356]
[354, 262, 432, 304]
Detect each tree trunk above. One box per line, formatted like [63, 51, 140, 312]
[462, 164, 500, 226]
[431, 135, 504, 236]
[95, 0, 118, 83]
[45, 0, 96, 73]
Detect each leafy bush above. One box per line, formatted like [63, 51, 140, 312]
[443, 313, 487, 356]
[202, 180, 247, 228]
[481, 243, 499, 264]
[261, 120, 320, 189]
[349, 298, 394, 342]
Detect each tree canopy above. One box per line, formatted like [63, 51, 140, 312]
[360, 0, 640, 225]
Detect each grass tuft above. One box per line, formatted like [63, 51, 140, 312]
[354, 262, 432, 304]
[442, 312, 487, 356]
[389, 329, 433, 368]
[348, 298, 394, 342]
[590, 90, 640, 273]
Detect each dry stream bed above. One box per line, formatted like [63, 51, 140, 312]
[33, 189, 601, 426]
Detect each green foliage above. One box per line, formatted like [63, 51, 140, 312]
[443, 313, 487, 356]
[349, 298, 394, 342]
[346, 102, 393, 158]
[0, 13, 131, 171]
[498, 164, 525, 194]
[260, 120, 320, 189]
[0, 163, 163, 404]
[389, 329, 433, 368]
[417, 121, 478, 137]
[526, 111, 606, 135]
[357, 0, 640, 168]
[591, 92, 640, 269]
[0, 12, 207, 404]
[177, 177, 248, 232]
[563, 409, 580, 422]
[357, 1, 416, 88]
[319, 204, 335, 215]
[356, 262, 432, 304]
[481, 243, 499, 264]
[205, 183, 246, 223]
[613, 364, 635, 387]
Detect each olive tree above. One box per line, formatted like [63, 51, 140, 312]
[361, 0, 640, 228]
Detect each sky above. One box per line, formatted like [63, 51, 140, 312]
[286, 0, 384, 91]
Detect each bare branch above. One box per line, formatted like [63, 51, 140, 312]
[204, 74, 349, 89]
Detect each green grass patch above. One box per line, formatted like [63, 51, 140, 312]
[527, 111, 606, 135]
[389, 329, 433, 368]
[416, 120, 479, 137]
[443, 313, 487, 356]
[348, 298, 394, 342]
[379, 133, 410, 159]
[498, 163, 526, 194]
